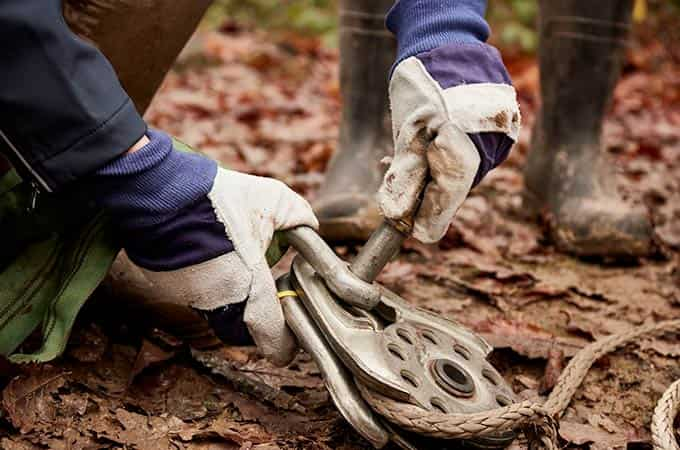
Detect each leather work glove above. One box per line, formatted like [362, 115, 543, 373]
[378, 0, 521, 243]
[92, 129, 318, 366]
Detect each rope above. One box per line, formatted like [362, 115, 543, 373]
[544, 320, 680, 417]
[652, 379, 680, 450]
[358, 319, 680, 449]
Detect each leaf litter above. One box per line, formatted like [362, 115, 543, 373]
[1, 23, 680, 449]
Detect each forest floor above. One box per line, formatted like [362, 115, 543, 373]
[1, 23, 679, 450]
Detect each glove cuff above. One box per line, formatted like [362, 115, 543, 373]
[387, 0, 490, 68]
[92, 129, 217, 228]
[416, 42, 511, 88]
[90, 129, 233, 271]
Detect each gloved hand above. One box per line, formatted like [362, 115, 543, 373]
[92, 130, 317, 366]
[378, 0, 521, 243]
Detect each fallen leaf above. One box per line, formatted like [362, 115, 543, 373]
[469, 317, 586, 358]
[58, 393, 89, 417]
[0, 437, 41, 450]
[587, 414, 621, 434]
[558, 421, 627, 448]
[66, 323, 108, 363]
[539, 348, 565, 394]
[638, 338, 680, 357]
[2, 366, 67, 433]
[377, 260, 420, 285]
[128, 339, 177, 385]
[108, 408, 191, 450]
[205, 414, 270, 445]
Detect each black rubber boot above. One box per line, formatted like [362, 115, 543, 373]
[314, 0, 395, 241]
[524, 0, 653, 257]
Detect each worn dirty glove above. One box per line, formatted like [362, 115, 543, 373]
[378, 0, 521, 243]
[91, 129, 317, 366]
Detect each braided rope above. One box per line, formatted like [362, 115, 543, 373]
[544, 319, 680, 416]
[652, 379, 680, 450]
[358, 319, 680, 449]
[356, 386, 553, 440]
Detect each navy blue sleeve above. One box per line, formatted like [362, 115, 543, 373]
[0, 0, 146, 191]
[387, 0, 490, 66]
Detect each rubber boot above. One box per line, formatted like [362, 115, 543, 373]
[524, 0, 653, 257]
[314, 0, 396, 241]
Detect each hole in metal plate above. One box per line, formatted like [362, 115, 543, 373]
[388, 344, 405, 361]
[432, 359, 475, 397]
[401, 370, 420, 388]
[375, 302, 397, 324]
[496, 394, 511, 407]
[482, 368, 500, 386]
[421, 329, 438, 345]
[396, 328, 414, 345]
[430, 397, 448, 414]
[454, 344, 471, 360]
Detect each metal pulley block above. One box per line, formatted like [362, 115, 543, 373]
[279, 221, 518, 449]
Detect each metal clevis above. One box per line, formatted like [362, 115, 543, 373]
[278, 220, 518, 449]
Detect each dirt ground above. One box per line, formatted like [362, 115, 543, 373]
[1, 23, 679, 450]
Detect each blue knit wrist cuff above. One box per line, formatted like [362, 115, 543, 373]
[387, 0, 490, 67]
[93, 129, 217, 229]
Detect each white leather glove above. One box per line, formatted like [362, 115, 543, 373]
[377, 55, 521, 243]
[102, 163, 318, 365]
[93, 130, 318, 366]
[134, 168, 317, 366]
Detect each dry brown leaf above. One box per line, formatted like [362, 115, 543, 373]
[0, 438, 41, 450]
[2, 366, 67, 433]
[206, 415, 270, 445]
[638, 338, 680, 357]
[470, 317, 585, 359]
[58, 393, 88, 417]
[66, 323, 108, 363]
[558, 421, 627, 449]
[128, 339, 177, 385]
[377, 260, 420, 285]
[96, 408, 194, 450]
[587, 414, 621, 434]
[539, 348, 565, 394]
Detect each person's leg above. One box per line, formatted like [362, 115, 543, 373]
[524, 0, 652, 257]
[314, 0, 396, 241]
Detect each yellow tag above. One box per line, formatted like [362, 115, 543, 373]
[633, 0, 647, 22]
[277, 290, 298, 299]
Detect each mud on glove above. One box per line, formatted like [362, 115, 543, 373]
[91, 129, 318, 366]
[379, 0, 521, 243]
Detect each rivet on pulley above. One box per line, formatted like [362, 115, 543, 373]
[431, 359, 475, 398]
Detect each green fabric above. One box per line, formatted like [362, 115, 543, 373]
[0, 140, 290, 363]
[0, 170, 120, 363]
